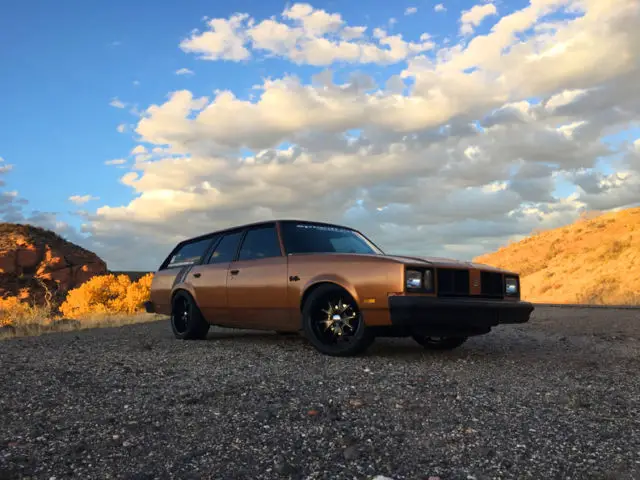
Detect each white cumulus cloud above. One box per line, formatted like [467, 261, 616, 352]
[69, 195, 100, 205]
[179, 3, 434, 66]
[175, 68, 195, 76]
[4, 0, 639, 271]
[104, 158, 127, 166]
[459, 3, 498, 35]
[109, 97, 126, 109]
[179, 13, 253, 61]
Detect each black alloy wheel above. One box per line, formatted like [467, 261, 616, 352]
[302, 284, 374, 356]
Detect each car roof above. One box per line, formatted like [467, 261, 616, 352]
[179, 219, 355, 245]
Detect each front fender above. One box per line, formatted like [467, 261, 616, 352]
[302, 273, 360, 305]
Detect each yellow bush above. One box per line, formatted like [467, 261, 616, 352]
[0, 296, 50, 326]
[123, 273, 154, 314]
[59, 273, 154, 319]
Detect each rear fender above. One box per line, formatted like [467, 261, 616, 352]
[171, 283, 197, 304]
[164, 264, 196, 302]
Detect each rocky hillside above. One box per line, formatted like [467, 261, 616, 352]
[473, 207, 640, 305]
[0, 223, 107, 306]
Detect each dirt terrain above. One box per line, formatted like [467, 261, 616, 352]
[1, 306, 639, 480]
[474, 207, 640, 305]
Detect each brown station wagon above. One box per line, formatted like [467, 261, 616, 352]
[144, 220, 534, 356]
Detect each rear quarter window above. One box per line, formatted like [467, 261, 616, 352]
[164, 237, 215, 269]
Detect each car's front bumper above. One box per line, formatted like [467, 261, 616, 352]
[388, 295, 534, 336]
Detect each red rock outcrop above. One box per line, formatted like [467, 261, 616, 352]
[0, 223, 107, 306]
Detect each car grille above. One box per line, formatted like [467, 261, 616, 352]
[436, 269, 470, 297]
[435, 269, 505, 298]
[480, 271, 504, 298]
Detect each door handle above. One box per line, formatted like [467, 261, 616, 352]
[230, 269, 240, 275]
[192, 272, 201, 278]
[289, 275, 300, 282]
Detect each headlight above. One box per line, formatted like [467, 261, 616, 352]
[405, 268, 434, 291]
[406, 270, 423, 289]
[423, 269, 434, 291]
[505, 277, 518, 295]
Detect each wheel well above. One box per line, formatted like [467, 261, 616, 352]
[171, 288, 190, 304]
[300, 282, 356, 312]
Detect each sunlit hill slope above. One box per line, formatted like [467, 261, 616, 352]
[473, 208, 640, 305]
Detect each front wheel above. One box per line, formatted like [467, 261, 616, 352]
[301, 284, 374, 357]
[171, 291, 210, 340]
[411, 334, 468, 350]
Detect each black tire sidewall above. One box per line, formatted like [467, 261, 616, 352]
[301, 284, 373, 356]
[171, 292, 190, 339]
[411, 334, 468, 350]
[171, 292, 209, 340]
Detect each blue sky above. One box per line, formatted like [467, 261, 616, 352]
[0, 0, 536, 230]
[1, 0, 639, 269]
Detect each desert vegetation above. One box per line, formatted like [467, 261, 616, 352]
[474, 207, 640, 305]
[0, 222, 162, 338]
[0, 273, 161, 337]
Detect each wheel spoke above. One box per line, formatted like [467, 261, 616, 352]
[172, 298, 190, 334]
[311, 295, 362, 345]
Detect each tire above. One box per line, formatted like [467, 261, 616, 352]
[171, 291, 210, 340]
[301, 284, 374, 357]
[411, 334, 468, 350]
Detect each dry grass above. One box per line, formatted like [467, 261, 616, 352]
[1, 272, 160, 338]
[0, 312, 166, 339]
[474, 207, 640, 305]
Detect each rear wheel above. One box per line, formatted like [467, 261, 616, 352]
[301, 284, 374, 357]
[411, 334, 468, 350]
[171, 291, 210, 340]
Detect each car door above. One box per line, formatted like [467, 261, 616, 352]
[226, 223, 291, 330]
[188, 230, 244, 327]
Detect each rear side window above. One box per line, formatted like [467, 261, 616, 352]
[208, 231, 244, 264]
[238, 226, 282, 261]
[166, 237, 213, 269]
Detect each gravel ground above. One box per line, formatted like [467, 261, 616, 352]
[1, 306, 639, 480]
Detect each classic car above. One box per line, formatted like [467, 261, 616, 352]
[144, 220, 534, 356]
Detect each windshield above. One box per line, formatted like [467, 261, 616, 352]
[280, 222, 384, 255]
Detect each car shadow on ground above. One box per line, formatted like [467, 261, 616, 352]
[195, 327, 594, 362]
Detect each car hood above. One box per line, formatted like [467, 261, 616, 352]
[381, 254, 518, 275]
